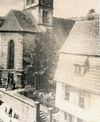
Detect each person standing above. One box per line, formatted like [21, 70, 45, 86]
[9, 108, 13, 117]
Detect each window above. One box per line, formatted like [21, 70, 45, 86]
[26, 0, 30, 5]
[79, 95, 84, 108]
[7, 40, 15, 69]
[64, 112, 68, 120]
[64, 90, 70, 101]
[53, 119, 59, 122]
[74, 57, 89, 76]
[77, 118, 83, 122]
[42, 10, 49, 24]
[31, 0, 35, 4]
[74, 64, 82, 75]
[68, 114, 73, 122]
[64, 113, 74, 122]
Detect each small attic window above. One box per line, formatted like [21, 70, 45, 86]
[74, 57, 89, 76]
[26, 0, 31, 6]
[74, 64, 82, 75]
[74, 63, 89, 76]
[31, 0, 35, 4]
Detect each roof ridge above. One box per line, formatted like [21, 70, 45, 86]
[53, 17, 74, 21]
[10, 9, 22, 12]
[76, 19, 100, 23]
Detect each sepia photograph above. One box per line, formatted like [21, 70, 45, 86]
[0, 0, 99, 122]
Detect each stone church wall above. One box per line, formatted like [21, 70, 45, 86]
[0, 32, 23, 85]
[0, 31, 37, 85]
[1, 32, 23, 70]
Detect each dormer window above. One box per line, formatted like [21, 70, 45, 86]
[74, 64, 88, 76]
[74, 56, 89, 76]
[74, 64, 81, 74]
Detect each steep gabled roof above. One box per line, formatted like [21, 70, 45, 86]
[61, 20, 100, 56]
[0, 10, 22, 31]
[0, 10, 40, 32]
[13, 10, 40, 32]
[53, 17, 75, 49]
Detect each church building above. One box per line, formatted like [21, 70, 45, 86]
[0, 0, 75, 88]
[0, 0, 54, 87]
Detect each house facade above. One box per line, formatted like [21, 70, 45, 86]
[54, 19, 100, 122]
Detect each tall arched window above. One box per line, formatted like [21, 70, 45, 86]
[7, 40, 15, 69]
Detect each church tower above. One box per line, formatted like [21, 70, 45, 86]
[24, 0, 53, 31]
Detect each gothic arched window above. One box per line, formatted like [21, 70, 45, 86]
[7, 40, 15, 69]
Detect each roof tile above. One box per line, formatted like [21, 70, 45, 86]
[61, 20, 100, 56]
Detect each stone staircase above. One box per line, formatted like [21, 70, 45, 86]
[40, 111, 47, 122]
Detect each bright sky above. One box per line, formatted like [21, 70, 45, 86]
[0, 0, 99, 18]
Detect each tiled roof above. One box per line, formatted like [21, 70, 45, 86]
[0, 9, 75, 36]
[53, 17, 75, 49]
[61, 20, 100, 55]
[0, 10, 40, 32]
[13, 10, 40, 32]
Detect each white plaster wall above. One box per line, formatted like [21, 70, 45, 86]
[55, 82, 64, 107]
[55, 82, 95, 122]
[89, 94, 100, 122]
[0, 90, 39, 122]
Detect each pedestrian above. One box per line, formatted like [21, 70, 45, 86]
[12, 82, 15, 90]
[5, 80, 8, 90]
[5, 106, 7, 113]
[9, 108, 12, 117]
